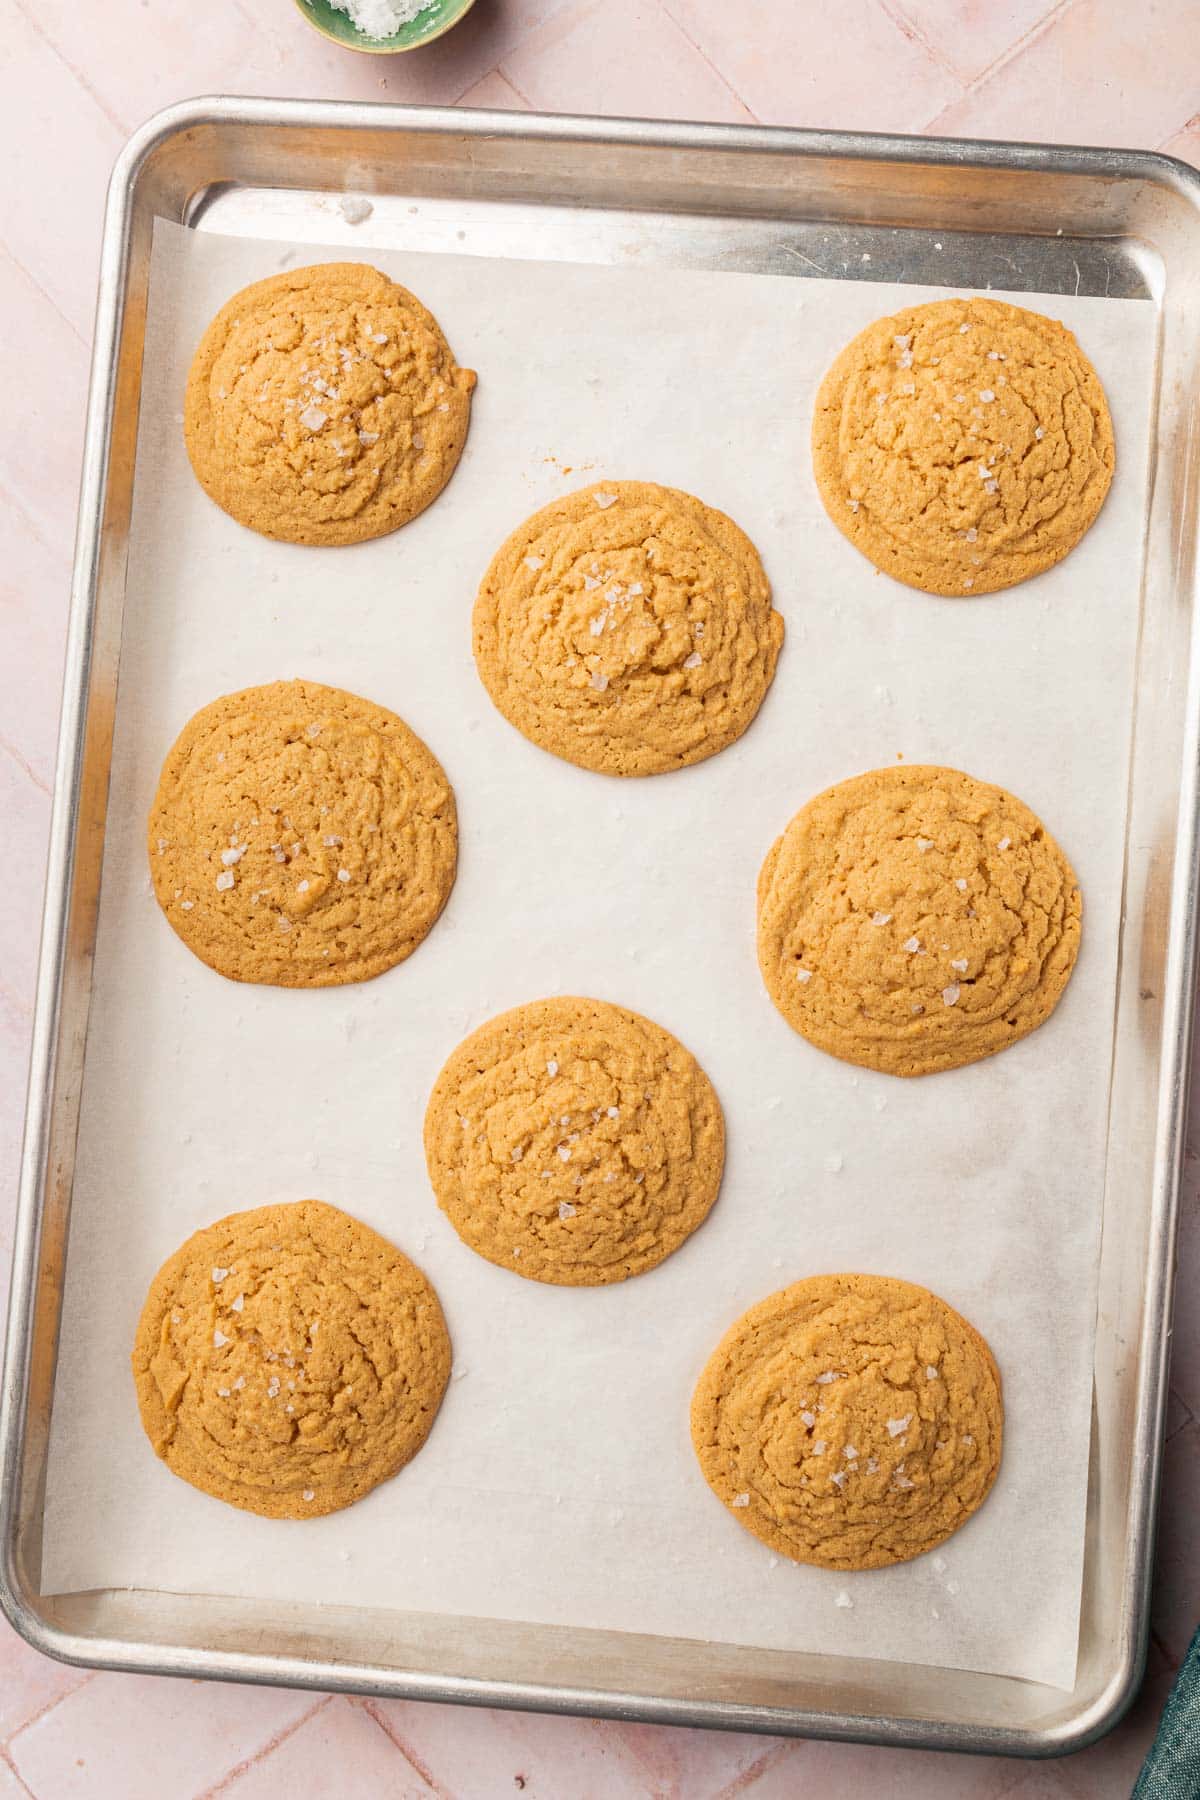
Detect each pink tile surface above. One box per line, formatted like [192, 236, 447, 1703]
[927, 0, 1200, 149]
[891, 0, 1062, 86]
[218, 1699, 435, 1798]
[371, 1699, 654, 1797]
[8, 1675, 316, 1800]
[503, 0, 753, 123]
[1, 1, 1198, 1793]
[661, 0, 963, 131]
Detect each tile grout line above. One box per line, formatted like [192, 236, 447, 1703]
[1156, 114, 1200, 153]
[0, 735, 52, 799]
[489, 67, 539, 110]
[875, 0, 969, 87]
[655, 0, 762, 123]
[1, 1671, 99, 1761]
[8, 0, 130, 138]
[1166, 1386, 1195, 1439]
[0, 1744, 39, 1800]
[194, 1692, 333, 1800]
[358, 1697, 457, 1798]
[711, 1738, 801, 1799]
[919, 0, 1081, 134]
[581, 1718, 672, 1800]
[450, 63, 523, 108]
[0, 238, 90, 353]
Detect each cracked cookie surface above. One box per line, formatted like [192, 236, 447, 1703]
[132, 1200, 451, 1519]
[184, 262, 475, 546]
[691, 1272, 1003, 1570]
[149, 679, 457, 987]
[424, 996, 725, 1284]
[812, 296, 1114, 596]
[757, 764, 1081, 1076]
[472, 481, 783, 776]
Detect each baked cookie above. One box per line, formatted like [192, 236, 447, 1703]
[424, 996, 724, 1284]
[812, 296, 1114, 596]
[757, 764, 1081, 1076]
[184, 262, 475, 546]
[472, 481, 784, 776]
[131, 1200, 451, 1519]
[149, 679, 457, 987]
[691, 1273, 1002, 1570]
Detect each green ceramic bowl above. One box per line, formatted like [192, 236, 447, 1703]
[293, 0, 477, 54]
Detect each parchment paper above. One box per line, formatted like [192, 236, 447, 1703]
[40, 217, 1158, 1689]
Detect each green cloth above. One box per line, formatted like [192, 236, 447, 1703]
[1134, 1626, 1200, 1798]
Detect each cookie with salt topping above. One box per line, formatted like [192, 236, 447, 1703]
[472, 481, 784, 776]
[691, 1273, 1003, 1570]
[424, 996, 725, 1284]
[148, 679, 457, 987]
[131, 1200, 451, 1519]
[184, 262, 475, 546]
[812, 296, 1114, 596]
[757, 764, 1081, 1076]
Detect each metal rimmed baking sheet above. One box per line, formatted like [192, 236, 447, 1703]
[4, 100, 1199, 1757]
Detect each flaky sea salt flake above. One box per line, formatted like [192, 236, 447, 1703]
[887, 1415, 912, 1437]
[558, 1201, 576, 1220]
[797, 967, 813, 983]
[834, 1590, 853, 1608]
[299, 405, 327, 432]
[731, 1492, 750, 1508]
[942, 984, 960, 1006]
[592, 490, 618, 509]
[213, 1329, 229, 1348]
[215, 870, 235, 892]
[871, 911, 892, 926]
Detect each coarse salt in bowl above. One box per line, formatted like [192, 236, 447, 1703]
[293, 0, 478, 54]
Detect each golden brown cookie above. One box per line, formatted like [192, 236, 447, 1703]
[184, 262, 475, 546]
[472, 481, 784, 776]
[812, 296, 1114, 596]
[757, 764, 1081, 1077]
[149, 679, 457, 988]
[424, 996, 725, 1284]
[131, 1200, 451, 1519]
[691, 1273, 1003, 1570]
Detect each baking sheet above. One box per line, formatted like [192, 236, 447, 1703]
[39, 217, 1157, 1690]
